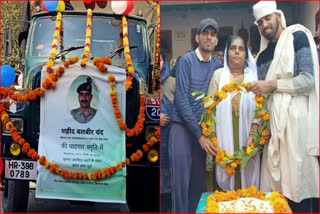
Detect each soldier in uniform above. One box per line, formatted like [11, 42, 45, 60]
[71, 77, 97, 124]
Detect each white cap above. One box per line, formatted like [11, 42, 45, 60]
[253, 1, 278, 23]
[252, 1, 287, 54]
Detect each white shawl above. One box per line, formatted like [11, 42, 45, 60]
[260, 24, 319, 202]
[215, 49, 260, 191]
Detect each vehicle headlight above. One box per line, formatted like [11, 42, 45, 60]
[147, 149, 158, 163]
[2, 118, 24, 135]
[145, 125, 159, 141]
[10, 142, 21, 156]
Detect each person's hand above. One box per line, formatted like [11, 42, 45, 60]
[199, 135, 217, 156]
[250, 80, 277, 95]
[160, 113, 170, 126]
[247, 135, 254, 147]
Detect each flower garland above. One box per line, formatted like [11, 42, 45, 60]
[0, 11, 155, 181]
[206, 185, 289, 213]
[108, 74, 146, 137]
[47, 12, 62, 73]
[151, 1, 161, 93]
[92, 56, 113, 73]
[193, 80, 270, 176]
[128, 127, 160, 163]
[80, 9, 92, 66]
[0, 86, 44, 101]
[0, 102, 159, 180]
[122, 16, 135, 90]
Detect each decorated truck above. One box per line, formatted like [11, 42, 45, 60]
[1, 1, 160, 212]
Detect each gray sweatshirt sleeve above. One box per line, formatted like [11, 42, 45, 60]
[175, 57, 203, 140]
[277, 31, 315, 95]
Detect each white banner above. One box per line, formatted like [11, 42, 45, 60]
[36, 62, 126, 203]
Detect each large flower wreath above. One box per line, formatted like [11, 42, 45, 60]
[192, 80, 270, 176]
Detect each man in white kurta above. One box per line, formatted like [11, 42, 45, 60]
[250, 1, 319, 212]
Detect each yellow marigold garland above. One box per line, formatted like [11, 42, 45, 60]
[47, 12, 62, 73]
[206, 185, 289, 213]
[193, 80, 270, 176]
[80, 9, 92, 66]
[122, 16, 135, 90]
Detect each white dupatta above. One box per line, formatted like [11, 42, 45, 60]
[215, 48, 260, 191]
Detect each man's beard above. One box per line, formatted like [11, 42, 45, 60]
[263, 19, 279, 41]
[199, 45, 214, 53]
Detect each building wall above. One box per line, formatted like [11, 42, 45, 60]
[161, 2, 319, 60]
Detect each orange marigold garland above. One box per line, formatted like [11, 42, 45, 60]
[0, 11, 155, 181]
[193, 80, 270, 176]
[206, 185, 289, 213]
[122, 16, 135, 90]
[1, 102, 158, 180]
[108, 74, 145, 137]
[93, 56, 113, 73]
[80, 9, 92, 66]
[0, 86, 44, 102]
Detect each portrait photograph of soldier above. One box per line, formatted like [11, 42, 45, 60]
[69, 75, 99, 124]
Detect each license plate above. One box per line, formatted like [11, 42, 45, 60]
[5, 160, 38, 180]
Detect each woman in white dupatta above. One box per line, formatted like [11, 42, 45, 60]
[206, 35, 260, 191]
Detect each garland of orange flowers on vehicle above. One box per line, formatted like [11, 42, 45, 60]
[151, 1, 161, 93]
[128, 127, 160, 162]
[92, 56, 113, 73]
[193, 80, 270, 176]
[206, 185, 289, 213]
[47, 12, 62, 73]
[122, 16, 135, 90]
[80, 9, 92, 66]
[108, 74, 145, 137]
[0, 11, 158, 180]
[0, 101, 159, 180]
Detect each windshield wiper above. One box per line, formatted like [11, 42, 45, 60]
[108, 45, 138, 59]
[55, 45, 84, 60]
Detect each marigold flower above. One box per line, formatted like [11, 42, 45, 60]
[231, 162, 237, 168]
[261, 129, 270, 137]
[202, 128, 212, 137]
[263, 113, 270, 121]
[39, 155, 46, 165]
[257, 111, 266, 117]
[226, 164, 235, 176]
[246, 146, 253, 155]
[211, 137, 218, 146]
[256, 103, 263, 109]
[45, 160, 51, 168]
[259, 137, 266, 145]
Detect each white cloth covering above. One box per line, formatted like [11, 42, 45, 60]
[208, 48, 260, 191]
[259, 24, 319, 202]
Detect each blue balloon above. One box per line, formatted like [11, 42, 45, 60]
[43, 1, 58, 12]
[1, 64, 16, 87]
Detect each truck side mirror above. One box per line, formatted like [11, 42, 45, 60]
[3, 28, 12, 56]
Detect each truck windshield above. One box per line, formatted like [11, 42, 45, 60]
[30, 15, 146, 64]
